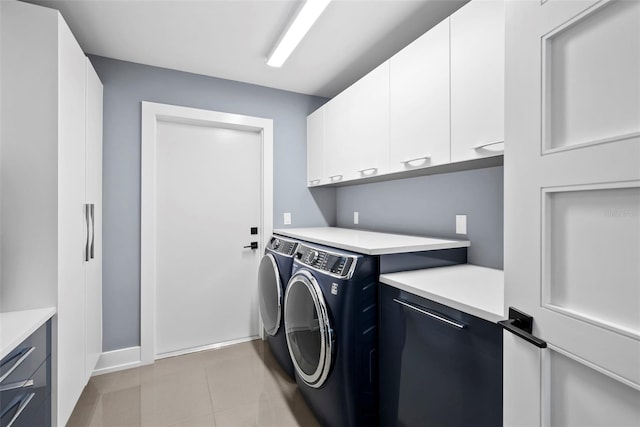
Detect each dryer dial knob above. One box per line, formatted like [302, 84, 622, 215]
[307, 250, 319, 264]
[273, 238, 281, 249]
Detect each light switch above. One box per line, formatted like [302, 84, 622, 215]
[284, 212, 291, 225]
[354, 211, 359, 225]
[456, 215, 467, 235]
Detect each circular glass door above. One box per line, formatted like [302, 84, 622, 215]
[284, 270, 333, 388]
[258, 254, 282, 336]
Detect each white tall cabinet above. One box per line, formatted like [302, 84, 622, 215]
[1, 2, 103, 426]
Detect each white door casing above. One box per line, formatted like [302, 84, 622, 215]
[141, 102, 273, 364]
[504, 0, 640, 426]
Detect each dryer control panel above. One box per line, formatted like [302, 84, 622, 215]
[295, 244, 356, 278]
[268, 236, 298, 256]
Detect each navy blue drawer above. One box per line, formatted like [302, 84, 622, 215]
[0, 322, 50, 388]
[0, 356, 50, 427]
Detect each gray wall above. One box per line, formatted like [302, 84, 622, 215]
[336, 166, 504, 269]
[90, 56, 332, 351]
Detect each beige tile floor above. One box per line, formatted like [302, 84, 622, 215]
[67, 339, 320, 427]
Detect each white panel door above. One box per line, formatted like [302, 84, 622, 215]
[307, 106, 325, 187]
[450, 0, 505, 161]
[155, 121, 261, 356]
[390, 18, 450, 172]
[57, 15, 89, 426]
[504, 1, 640, 426]
[85, 59, 103, 381]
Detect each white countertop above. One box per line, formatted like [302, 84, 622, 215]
[274, 227, 470, 255]
[380, 265, 504, 323]
[1, 307, 56, 360]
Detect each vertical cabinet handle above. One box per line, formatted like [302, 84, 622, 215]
[84, 204, 90, 262]
[90, 204, 95, 259]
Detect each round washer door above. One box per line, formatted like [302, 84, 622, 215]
[284, 270, 333, 388]
[258, 253, 282, 336]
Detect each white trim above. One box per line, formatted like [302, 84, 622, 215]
[547, 344, 640, 392]
[92, 346, 141, 376]
[140, 101, 273, 365]
[155, 336, 259, 360]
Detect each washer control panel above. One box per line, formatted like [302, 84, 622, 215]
[295, 244, 356, 278]
[268, 237, 298, 256]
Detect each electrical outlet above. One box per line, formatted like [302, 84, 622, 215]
[284, 212, 291, 225]
[456, 215, 467, 235]
[354, 211, 359, 225]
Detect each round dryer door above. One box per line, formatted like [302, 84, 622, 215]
[258, 254, 282, 336]
[284, 270, 333, 388]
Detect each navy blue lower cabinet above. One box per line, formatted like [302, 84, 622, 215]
[379, 284, 502, 427]
[0, 321, 51, 427]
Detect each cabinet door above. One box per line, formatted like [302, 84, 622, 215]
[325, 61, 390, 183]
[349, 61, 390, 179]
[450, 0, 504, 162]
[379, 284, 502, 427]
[307, 106, 325, 187]
[57, 14, 89, 427]
[325, 86, 357, 183]
[84, 59, 103, 382]
[390, 19, 450, 173]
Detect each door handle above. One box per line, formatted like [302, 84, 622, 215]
[498, 307, 547, 348]
[243, 242, 258, 250]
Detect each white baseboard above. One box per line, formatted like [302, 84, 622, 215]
[155, 335, 259, 360]
[93, 336, 260, 376]
[92, 346, 142, 376]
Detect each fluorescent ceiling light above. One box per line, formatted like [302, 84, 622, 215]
[267, 0, 331, 68]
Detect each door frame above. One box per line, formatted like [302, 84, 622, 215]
[140, 101, 273, 365]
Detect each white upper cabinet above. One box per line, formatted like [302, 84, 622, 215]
[307, 106, 325, 187]
[306, 0, 505, 186]
[450, 0, 505, 161]
[325, 61, 390, 183]
[390, 18, 450, 172]
[325, 83, 357, 183]
[349, 61, 390, 179]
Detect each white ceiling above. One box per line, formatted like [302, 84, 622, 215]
[24, 0, 468, 98]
